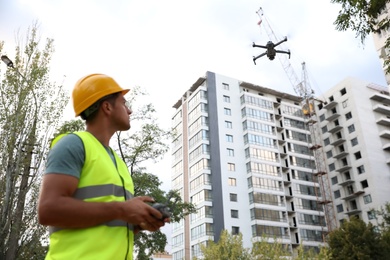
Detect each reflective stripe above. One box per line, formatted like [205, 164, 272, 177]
[49, 220, 134, 234]
[49, 184, 134, 234]
[74, 184, 133, 200]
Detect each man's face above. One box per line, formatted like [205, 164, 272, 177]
[111, 93, 132, 131]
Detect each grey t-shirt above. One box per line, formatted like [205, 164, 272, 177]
[45, 133, 116, 178]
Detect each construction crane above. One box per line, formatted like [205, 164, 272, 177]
[254, 7, 338, 241]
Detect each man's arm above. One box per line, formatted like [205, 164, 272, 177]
[38, 173, 167, 231]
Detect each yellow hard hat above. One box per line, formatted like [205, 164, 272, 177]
[72, 73, 130, 117]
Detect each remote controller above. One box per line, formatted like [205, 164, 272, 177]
[152, 203, 171, 219]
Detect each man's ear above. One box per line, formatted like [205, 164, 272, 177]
[101, 100, 112, 115]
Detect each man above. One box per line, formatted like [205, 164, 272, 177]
[38, 74, 168, 259]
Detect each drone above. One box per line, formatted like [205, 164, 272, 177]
[252, 36, 291, 64]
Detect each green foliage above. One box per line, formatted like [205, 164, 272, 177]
[328, 217, 384, 259]
[196, 230, 251, 260]
[296, 243, 330, 260]
[0, 21, 68, 259]
[195, 230, 329, 259]
[130, 171, 196, 258]
[331, 0, 390, 73]
[251, 236, 290, 259]
[52, 119, 85, 137]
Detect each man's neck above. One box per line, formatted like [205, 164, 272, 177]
[86, 125, 114, 147]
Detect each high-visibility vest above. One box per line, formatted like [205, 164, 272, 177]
[45, 131, 135, 260]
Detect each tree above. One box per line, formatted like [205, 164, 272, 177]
[328, 217, 385, 259]
[0, 22, 68, 259]
[375, 202, 390, 257]
[331, 0, 390, 73]
[251, 236, 290, 259]
[195, 230, 252, 260]
[194, 230, 328, 260]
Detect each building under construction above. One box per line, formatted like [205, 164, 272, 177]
[169, 71, 390, 259]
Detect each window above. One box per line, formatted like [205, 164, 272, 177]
[324, 138, 330, 146]
[224, 108, 232, 115]
[223, 95, 230, 103]
[345, 112, 352, 120]
[232, 226, 240, 235]
[351, 137, 358, 146]
[230, 193, 237, 202]
[226, 134, 233, 142]
[227, 148, 234, 157]
[340, 88, 347, 96]
[334, 190, 341, 199]
[336, 204, 344, 213]
[331, 176, 338, 185]
[342, 99, 348, 108]
[321, 126, 328, 134]
[368, 210, 376, 220]
[346, 185, 354, 195]
[348, 124, 355, 133]
[326, 150, 333, 159]
[222, 83, 229, 90]
[228, 178, 236, 186]
[343, 171, 351, 181]
[329, 163, 335, 172]
[354, 151, 362, 160]
[363, 194, 372, 204]
[225, 121, 233, 129]
[357, 165, 365, 174]
[361, 180, 369, 189]
[228, 163, 235, 171]
[341, 158, 348, 166]
[231, 210, 239, 218]
[319, 114, 325, 122]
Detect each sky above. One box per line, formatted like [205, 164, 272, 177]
[1, 0, 387, 183]
[0, 0, 388, 252]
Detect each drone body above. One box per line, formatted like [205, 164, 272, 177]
[252, 36, 291, 64]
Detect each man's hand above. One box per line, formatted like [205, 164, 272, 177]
[120, 196, 169, 232]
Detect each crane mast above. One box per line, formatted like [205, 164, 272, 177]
[256, 7, 338, 240]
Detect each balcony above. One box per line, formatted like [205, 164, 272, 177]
[373, 104, 390, 116]
[382, 143, 390, 151]
[379, 130, 390, 139]
[376, 117, 390, 126]
[323, 100, 337, 110]
[370, 92, 390, 105]
[333, 151, 349, 159]
[338, 178, 355, 186]
[326, 112, 340, 122]
[345, 208, 362, 215]
[342, 190, 365, 200]
[276, 126, 284, 132]
[336, 165, 352, 173]
[330, 137, 346, 146]
[328, 125, 343, 134]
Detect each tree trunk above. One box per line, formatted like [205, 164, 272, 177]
[6, 119, 36, 259]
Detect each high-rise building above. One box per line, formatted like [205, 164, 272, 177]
[315, 77, 390, 225]
[372, 3, 390, 87]
[170, 71, 329, 259]
[170, 71, 390, 259]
